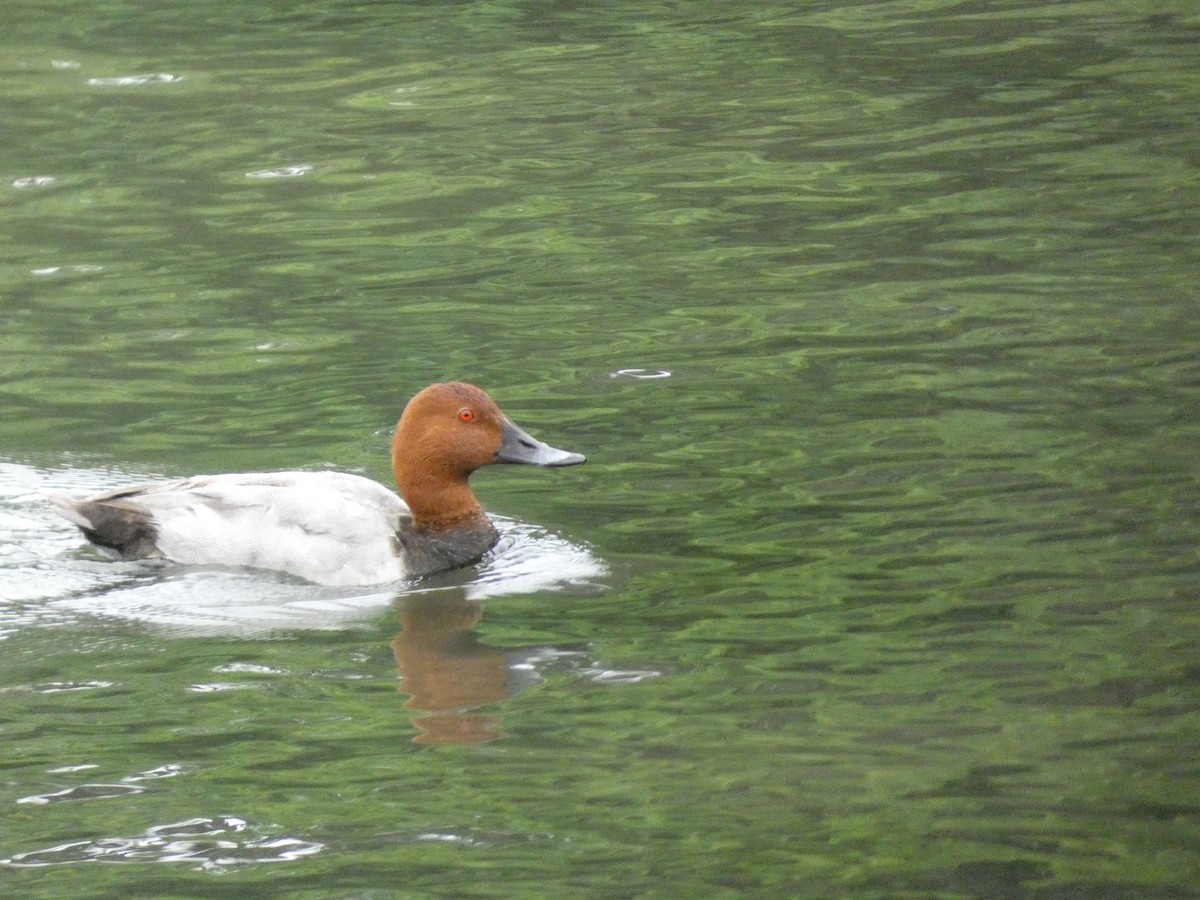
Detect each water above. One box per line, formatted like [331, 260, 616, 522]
[2, 1, 1199, 896]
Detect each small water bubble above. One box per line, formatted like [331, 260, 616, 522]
[149, 816, 247, 837]
[30, 265, 104, 277]
[187, 682, 259, 693]
[32, 679, 113, 692]
[245, 165, 313, 179]
[609, 368, 671, 379]
[87, 73, 182, 86]
[414, 831, 485, 847]
[581, 667, 661, 685]
[122, 764, 184, 782]
[12, 176, 57, 188]
[212, 662, 285, 675]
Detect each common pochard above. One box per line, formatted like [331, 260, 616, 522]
[49, 382, 585, 586]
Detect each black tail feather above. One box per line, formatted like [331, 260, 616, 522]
[51, 496, 162, 560]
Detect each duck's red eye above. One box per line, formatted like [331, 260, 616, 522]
[458, 408, 475, 423]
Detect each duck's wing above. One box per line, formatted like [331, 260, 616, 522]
[48, 472, 412, 586]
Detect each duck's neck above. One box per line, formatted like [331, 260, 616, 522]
[391, 432, 501, 575]
[392, 444, 490, 531]
[404, 479, 489, 532]
[392, 475, 499, 576]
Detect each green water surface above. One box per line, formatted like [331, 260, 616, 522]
[2, 1, 1199, 897]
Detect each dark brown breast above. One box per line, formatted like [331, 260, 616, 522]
[393, 518, 501, 577]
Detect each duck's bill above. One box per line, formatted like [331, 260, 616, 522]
[495, 417, 586, 467]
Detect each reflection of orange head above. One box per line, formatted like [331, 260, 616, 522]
[399, 592, 483, 633]
[393, 593, 509, 744]
[412, 713, 504, 745]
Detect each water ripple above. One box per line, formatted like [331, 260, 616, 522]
[18, 783, 144, 805]
[0, 816, 323, 869]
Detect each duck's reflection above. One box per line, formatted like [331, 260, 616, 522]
[392, 590, 580, 745]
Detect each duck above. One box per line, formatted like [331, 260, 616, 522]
[48, 382, 585, 586]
